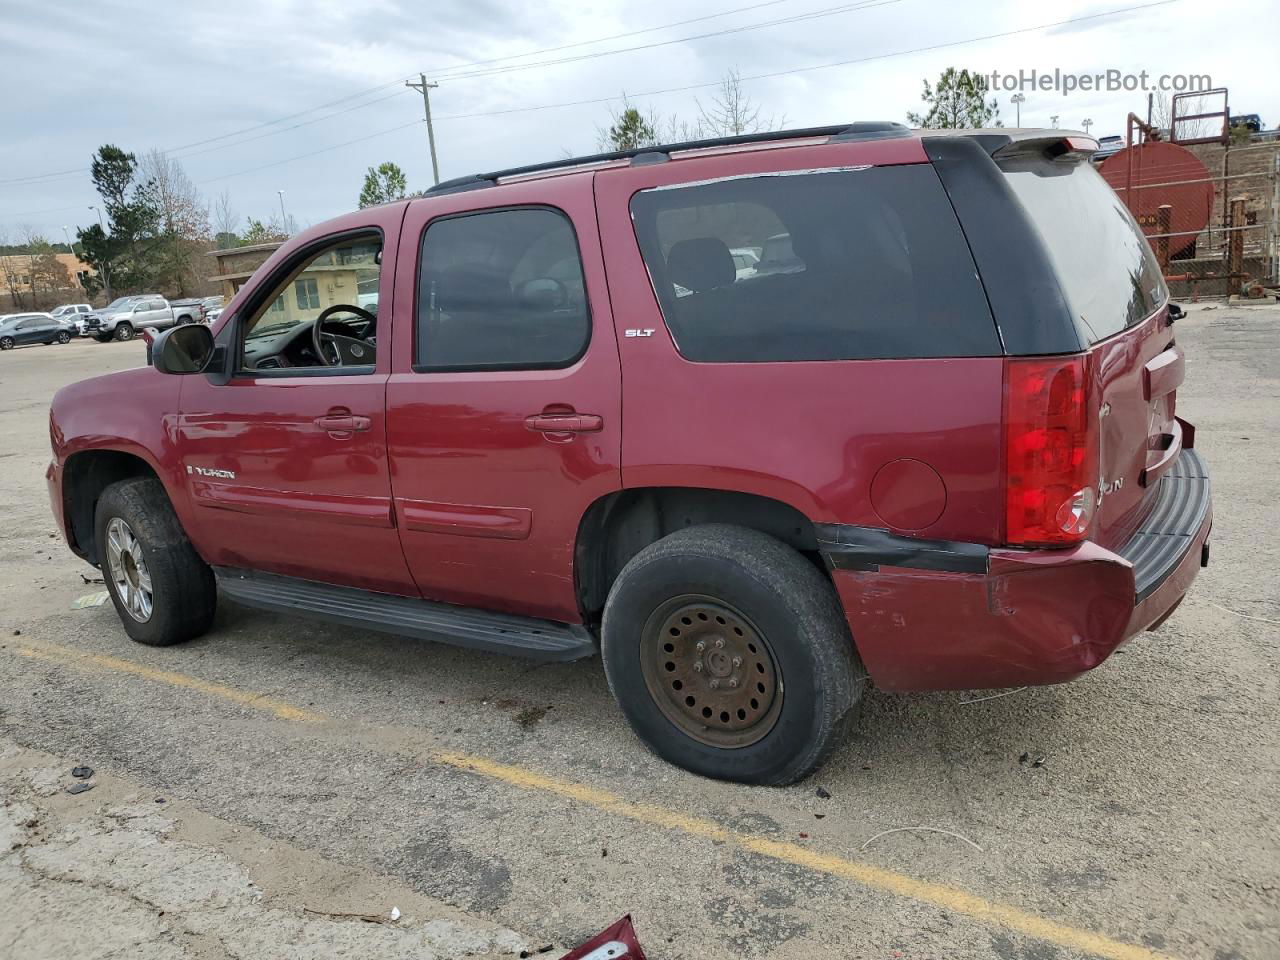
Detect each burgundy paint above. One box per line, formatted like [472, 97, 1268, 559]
[45, 130, 1212, 694]
[839, 504, 1211, 692]
[385, 174, 622, 623]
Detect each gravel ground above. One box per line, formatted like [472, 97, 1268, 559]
[0, 308, 1276, 960]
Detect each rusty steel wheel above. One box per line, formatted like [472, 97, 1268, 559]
[640, 596, 783, 748]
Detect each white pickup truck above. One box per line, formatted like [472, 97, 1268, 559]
[83, 296, 201, 342]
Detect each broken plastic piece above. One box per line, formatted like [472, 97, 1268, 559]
[561, 916, 646, 960]
[388, 907, 400, 922]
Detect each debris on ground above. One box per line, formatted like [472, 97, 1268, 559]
[860, 826, 983, 852]
[71, 591, 110, 609]
[71, 766, 93, 779]
[65, 782, 95, 795]
[514, 705, 548, 728]
[561, 915, 647, 960]
[79, 572, 105, 585]
[815, 786, 831, 799]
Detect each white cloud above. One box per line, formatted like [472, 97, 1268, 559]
[0, 0, 1274, 238]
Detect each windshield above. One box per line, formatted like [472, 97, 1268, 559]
[105, 298, 135, 309]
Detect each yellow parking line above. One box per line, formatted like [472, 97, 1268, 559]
[9, 637, 1177, 960]
[15, 642, 323, 724]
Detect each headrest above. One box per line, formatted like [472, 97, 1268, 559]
[424, 267, 512, 313]
[666, 238, 735, 293]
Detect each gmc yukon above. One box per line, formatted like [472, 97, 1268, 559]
[48, 123, 1211, 784]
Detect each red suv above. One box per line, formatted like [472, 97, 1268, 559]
[47, 123, 1211, 785]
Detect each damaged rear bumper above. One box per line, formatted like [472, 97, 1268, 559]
[819, 449, 1211, 692]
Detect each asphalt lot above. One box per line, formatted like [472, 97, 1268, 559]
[1, 309, 1277, 960]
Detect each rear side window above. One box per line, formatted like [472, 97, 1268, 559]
[629, 165, 1000, 362]
[1001, 159, 1166, 343]
[416, 207, 590, 371]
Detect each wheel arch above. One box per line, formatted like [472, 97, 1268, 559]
[575, 486, 824, 622]
[62, 449, 166, 565]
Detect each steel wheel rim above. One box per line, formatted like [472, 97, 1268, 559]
[105, 517, 153, 623]
[640, 595, 783, 749]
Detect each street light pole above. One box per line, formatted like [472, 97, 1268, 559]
[1011, 93, 1026, 127]
[1082, 118, 1094, 134]
[88, 205, 112, 300]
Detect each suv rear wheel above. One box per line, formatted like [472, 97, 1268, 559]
[114, 322, 134, 342]
[601, 524, 866, 785]
[95, 477, 216, 646]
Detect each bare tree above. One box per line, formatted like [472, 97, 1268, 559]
[139, 150, 209, 241]
[212, 189, 240, 247]
[137, 150, 211, 295]
[696, 68, 784, 137]
[1151, 92, 1219, 141]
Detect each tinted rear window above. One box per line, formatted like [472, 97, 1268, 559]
[1001, 159, 1167, 343]
[629, 165, 1000, 363]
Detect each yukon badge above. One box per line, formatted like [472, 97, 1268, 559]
[187, 465, 236, 480]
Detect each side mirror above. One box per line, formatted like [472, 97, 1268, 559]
[151, 323, 215, 374]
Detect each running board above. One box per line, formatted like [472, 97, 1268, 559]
[214, 568, 596, 662]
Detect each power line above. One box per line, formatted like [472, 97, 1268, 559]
[195, 119, 425, 184]
[432, 0, 1180, 121]
[429, 0, 901, 83]
[2, 0, 1180, 205]
[426, 0, 794, 79]
[0, 0, 818, 187]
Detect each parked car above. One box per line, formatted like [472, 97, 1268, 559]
[47, 123, 1211, 785]
[49, 303, 93, 336]
[83, 296, 201, 341]
[0, 312, 75, 350]
[1091, 134, 1124, 163]
[729, 247, 760, 280]
[201, 296, 224, 322]
[170, 298, 208, 324]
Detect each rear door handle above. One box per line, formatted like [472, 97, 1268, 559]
[524, 414, 603, 433]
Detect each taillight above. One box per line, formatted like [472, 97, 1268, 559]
[1004, 355, 1097, 547]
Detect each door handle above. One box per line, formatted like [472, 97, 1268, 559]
[314, 413, 372, 435]
[524, 414, 603, 433]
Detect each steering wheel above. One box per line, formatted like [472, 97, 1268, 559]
[312, 304, 377, 366]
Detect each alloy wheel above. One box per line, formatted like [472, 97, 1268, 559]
[105, 517, 153, 622]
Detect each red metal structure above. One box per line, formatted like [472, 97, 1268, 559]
[1100, 140, 1215, 258]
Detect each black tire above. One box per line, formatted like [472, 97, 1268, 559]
[94, 477, 216, 646]
[114, 322, 134, 341]
[0, 337, 13, 350]
[601, 524, 866, 785]
[56, 330, 70, 344]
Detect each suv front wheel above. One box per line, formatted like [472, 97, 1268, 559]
[114, 322, 134, 342]
[601, 524, 866, 785]
[95, 477, 216, 646]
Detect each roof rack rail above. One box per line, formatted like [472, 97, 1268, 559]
[426, 121, 909, 195]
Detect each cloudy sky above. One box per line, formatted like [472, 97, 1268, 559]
[1, 0, 1275, 242]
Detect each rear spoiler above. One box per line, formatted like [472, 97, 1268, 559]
[922, 129, 1099, 163]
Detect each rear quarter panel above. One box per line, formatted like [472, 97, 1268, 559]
[593, 141, 1006, 543]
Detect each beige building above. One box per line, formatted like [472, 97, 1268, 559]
[207, 240, 379, 327]
[1, 251, 96, 311]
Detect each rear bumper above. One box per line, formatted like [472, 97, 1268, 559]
[821, 449, 1211, 692]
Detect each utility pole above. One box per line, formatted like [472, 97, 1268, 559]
[406, 73, 441, 185]
[277, 190, 289, 234]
